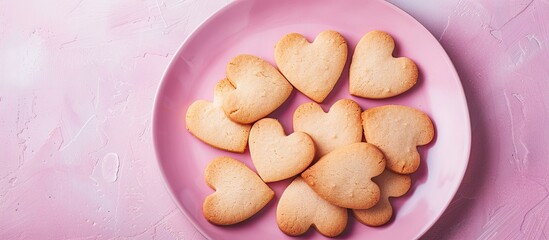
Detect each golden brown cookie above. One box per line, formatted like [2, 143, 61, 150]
[293, 99, 362, 157]
[249, 118, 315, 182]
[350, 30, 418, 99]
[275, 30, 348, 103]
[301, 142, 385, 209]
[362, 105, 434, 174]
[277, 177, 348, 237]
[353, 170, 412, 226]
[185, 79, 251, 152]
[223, 54, 293, 124]
[203, 157, 274, 225]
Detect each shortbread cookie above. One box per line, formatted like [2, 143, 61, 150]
[362, 105, 434, 174]
[293, 99, 362, 157]
[301, 142, 385, 209]
[185, 79, 251, 152]
[249, 118, 315, 182]
[353, 170, 411, 226]
[350, 30, 418, 99]
[203, 157, 275, 225]
[275, 30, 348, 103]
[223, 54, 293, 124]
[277, 177, 347, 237]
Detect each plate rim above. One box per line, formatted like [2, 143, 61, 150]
[152, 0, 472, 239]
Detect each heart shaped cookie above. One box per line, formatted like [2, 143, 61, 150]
[275, 30, 348, 103]
[203, 157, 274, 225]
[293, 99, 362, 157]
[301, 142, 386, 209]
[349, 30, 418, 99]
[277, 177, 347, 237]
[249, 118, 315, 182]
[353, 170, 411, 226]
[185, 79, 251, 152]
[223, 54, 293, 124]
[362, 105, 434, 174]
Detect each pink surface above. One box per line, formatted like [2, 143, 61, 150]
[1, 0, 548, 239]
[153, 0, 469, 239]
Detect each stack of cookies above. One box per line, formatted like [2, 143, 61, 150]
[185, 30, 434, 237]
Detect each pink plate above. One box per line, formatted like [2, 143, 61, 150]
[153, 0, 471, 239]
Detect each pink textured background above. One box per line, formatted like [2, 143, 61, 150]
[0, 0, 548, 239]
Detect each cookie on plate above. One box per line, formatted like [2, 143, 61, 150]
[249, 118, 315, 182]
[293, 99, 362, 157]
[275, 30, 347, 103]
[185, 79, 251, 152]
[350, 30, 418, 99]
[361, 105, 434, 174]
[223, 54, 293, 124]
[301, 142, 385, 209]
[353, 170, 412, 226]
[203, 157, 275, 225]
[277, 177, 348, 237]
